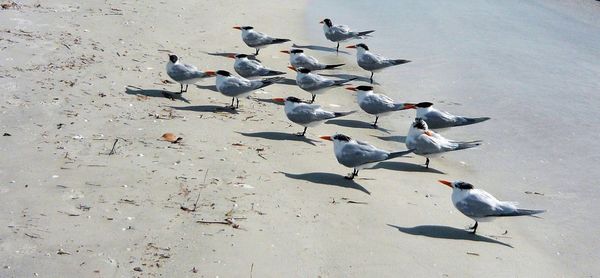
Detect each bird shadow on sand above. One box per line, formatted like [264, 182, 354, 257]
[169, 105, 239, 114]
[194, 84, 219, 92]
[374, 161, 445, 174]
[276, 78, 298, 86]
[125, 85, 190, 103]
[318, 73, 376, 84]
[325, 119, 391, 134]
[374, 135, 407, 143]
[292, 43, 350, 55]
[387, 224, 513, 248]
[253, 98, 285, 105]
[203, 51, 260, 62]
[281, 172, 371, 195]
[238, 131, 319, 146]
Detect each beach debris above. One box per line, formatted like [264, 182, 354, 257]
[58, 211, 80, 216]
[180, 193, 201, 212]
[133, 266, 142, 272]
[57, 248, 71, 255]
[1, 1, 18, 9]
[524, 191, 544, 196]
[24, 232, 41, 239]
[197, 218, 243, 229]
[161, 79, 175, 84]
[191, 267, 198, 273]
[161, 132, 182, 144]
[466, 252, 480, 256]
[341, 197, 368, 205]
[2, 133, 11, 136]
[108, 138, 119, 155]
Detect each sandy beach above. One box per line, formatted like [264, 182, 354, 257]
[1, 0, 599, 277]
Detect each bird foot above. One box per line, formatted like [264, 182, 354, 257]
[344, 174, 355, 180]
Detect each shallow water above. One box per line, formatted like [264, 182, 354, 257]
[306, 0, 600, 270]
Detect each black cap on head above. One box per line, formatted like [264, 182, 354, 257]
[415, 102, 434, 108]
[323, 18, 333, 27]
[356, 43, 369, 50]
[297, 67, 311, 74]
[216, 70, 231, 76]
[290, 49, 304, 54]
[355, 85, 373, 91]
[242, 26, 254, 30]
[455, 181, 474, 190]
[413, 118, 427, 130]
[286, 96, 302, 103]
[234, 54, 248, 58]
[169, 54, 178, 63]
[333, 134, 351, 141]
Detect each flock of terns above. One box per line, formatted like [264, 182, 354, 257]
[163, 18, 544, 234]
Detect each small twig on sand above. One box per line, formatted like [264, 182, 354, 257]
[108, 139, 119, 155]
[250, 263, 254, 278]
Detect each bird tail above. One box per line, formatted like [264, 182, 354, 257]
[455, 141, 482, 151]
[386, 149, 414, 160]
[455, 117, 491, 127]
[258, 76, 285, 89]
[271, 38, 291, 44]
[504, 209, 546, 217]
[323, 63, 345, 70]
[333, 110, 356, 118]
[356, 30, 375, 37]
[390, 59, 411, 66]
[333, 77, 357, 86]
[264, 70, 286, 76]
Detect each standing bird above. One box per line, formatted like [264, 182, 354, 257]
[405, 118, 481, 168]
[346, 43, 410, 83]
[289, 66, 356, 103]
[229, 54, 285, 78]
[319, 18, 374, 52]
[346, 85, 416, 128]
[320, 134, 413, 179]
[165, 54, 216, 93]
[437, 180, 546, 234]
[414, 102, 491, 129]
[272, 96, 355, 136]
[281, 49, 344, 71]
[215, 70, 283, 109]
[233, 26, 290, 55]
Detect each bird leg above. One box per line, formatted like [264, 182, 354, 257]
[310, 94, 316, 103]
[296, 127, 307, 137]
[425, 158, 430, 168]
[369, 72, 374, 84]
[255, 48, 260, 55]
[236, 98, 240, 109]
[344, 169, 359, 180]
[230, 97, 236, 109]
[373, 116, 379, 128]
[469, 221, 479, 234]
[336, 42, 339, 53]
[179, 84, 184, 94]
[183, 84, 189, 93]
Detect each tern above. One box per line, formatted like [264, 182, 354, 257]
[281, 49, 344, 71]
[320, 134, 413, 179]
[166, 54, 216, 93]
[414, 102, 491, 129]
[319, 18, 374, 52]
[438, 180, 546, 234]
[272, 96, 355, 136]
[233, 26, 291, 55]
[215, 70, 283, 109]
[405, 118, 481, 168]
[346, 43, 410, 83]
[229, 54, 285, 78]
[346, 85, 416, 128]
[289, 66, 356, 103]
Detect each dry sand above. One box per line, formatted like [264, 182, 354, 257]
[0, 0, 593, 277]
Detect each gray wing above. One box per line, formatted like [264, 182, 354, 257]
[455, 192, 510, 218]
[298, 74, 335, 91]
[287, 105, 335, 125]
[326, 25, 354, 41]
[218, 77, 253, 96]
[337, 142, 389, 168]
[167, 63, 205, 81]
[294, 55, 323, 70]
[235, 60, 263, 77]
[244, 31, 273, 47]
[358, 52, 388, 71]
[406, 133, 458, 155]
[423, 110, 459, 129]
[359, 94, 397, 115]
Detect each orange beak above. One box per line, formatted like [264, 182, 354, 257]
[403, 103, 416, 109]
[438, 180, 453, 188]
[272, 97, 285, 103]
[287, 66, 297, 72]
[205, 71, 216, 77]
[319, 135, 332, 141]
[424, 130, 434, 137]
[233, 26, 242, 30]
[280, 50, 290, 54]
[345, 87, 357, 91]
[346, 45, 357, 49]
[227, 54, 236, 59]
[319, 20, 324, 24]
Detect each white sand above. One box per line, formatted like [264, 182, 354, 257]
[1, 0, 597, 277]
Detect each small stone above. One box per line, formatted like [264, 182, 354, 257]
[133, 266, 142, 272]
